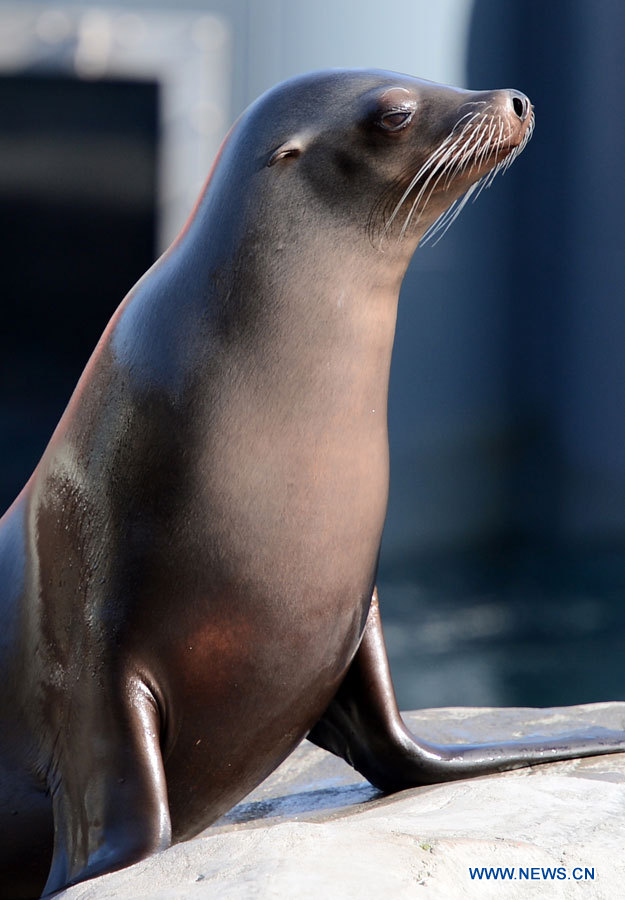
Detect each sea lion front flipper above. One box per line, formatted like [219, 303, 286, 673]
[42, 677, 171, 897]
[307, 588, 625, 792]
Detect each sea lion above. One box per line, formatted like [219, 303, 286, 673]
[1, 69, 623, 899]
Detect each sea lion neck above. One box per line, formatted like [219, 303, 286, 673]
[205, 237, 401, 427]
[110, 177, 406, 414]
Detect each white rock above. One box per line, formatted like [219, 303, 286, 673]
[58, 703, 625, 899]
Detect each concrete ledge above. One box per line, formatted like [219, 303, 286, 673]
[59, 703, 625, 899]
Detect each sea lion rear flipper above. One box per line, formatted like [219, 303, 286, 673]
[307, 587, 625, 792]
[42, 677, 171, 897]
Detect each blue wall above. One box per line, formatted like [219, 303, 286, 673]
[384, 0, 625, 558]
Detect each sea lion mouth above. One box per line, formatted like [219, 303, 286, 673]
[382, 98, 535, 246]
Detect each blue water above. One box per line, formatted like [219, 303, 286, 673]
[379, 545, 625, 711]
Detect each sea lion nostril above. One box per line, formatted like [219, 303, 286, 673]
[511, 94, 527, 120]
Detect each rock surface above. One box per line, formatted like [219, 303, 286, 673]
[59, 704, 625, 899]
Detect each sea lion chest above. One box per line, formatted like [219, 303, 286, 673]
[30, 355, 388, 836]
[133, 422, 386, 836]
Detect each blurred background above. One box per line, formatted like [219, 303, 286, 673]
[1, 0, 625, 711]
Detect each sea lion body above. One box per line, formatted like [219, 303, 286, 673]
[1, 70, 622, 898]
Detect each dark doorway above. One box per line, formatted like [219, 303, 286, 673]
[0, 72, 159, 512]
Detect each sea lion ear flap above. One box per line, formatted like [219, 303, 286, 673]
[267, 139, 303, 167]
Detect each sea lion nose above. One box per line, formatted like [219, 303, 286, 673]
[508, 90, 531, 121]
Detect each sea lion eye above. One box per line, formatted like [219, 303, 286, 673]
[379, 108, 415, 132]
[366, 88, 417, 134]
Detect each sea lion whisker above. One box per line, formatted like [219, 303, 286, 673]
[473, 164, 502, 202]
[455, 139, 479, 178]
[384, 111, 484, 238]
[484, 130, 508, 189]
[478, 122, 502, 184]
[472, 151, 511, 203]
[422, 180, 482, 245]
[424, 145, 493, 240]
[458, 99, 489, 111]
[456, 119, 489, 177]
[452, 109, 482, 130]
[494, 119, 505, 159]
[399, 133, 473, 237]
[393, 130, 473, 238]
[477, 121, 495, 166]
[424, 109, 508, 237]
[423, 110, 534, 244]
[460, 116, 487, 171]
[422, 175, 483, 244]
[503, 114, 533, 174]
[449, 115, 487, 169]
[442, 123, 482, 187]
[485, 120, 501, 164]
[473, 126, 488, 166]
[473, 114, 534, 204]
[384, 142, 452, 236]
[412, 117, 486, 207]
[403, 114, 494, 236]
[458, 118, 489, 174]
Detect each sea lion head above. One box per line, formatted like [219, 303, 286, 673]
[208, 69, 533, 263]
